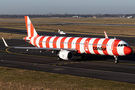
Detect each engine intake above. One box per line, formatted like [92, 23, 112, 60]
[58, 50, 73, 60]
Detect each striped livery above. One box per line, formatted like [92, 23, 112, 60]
[23, 16, 132, 63]
[26, 36, 132, 56]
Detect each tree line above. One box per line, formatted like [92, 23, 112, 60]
[0, 14, 134, 18]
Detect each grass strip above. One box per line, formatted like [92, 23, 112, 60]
[0, 66, 135, 90]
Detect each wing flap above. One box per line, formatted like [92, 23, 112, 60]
[14, 47, 77, 51]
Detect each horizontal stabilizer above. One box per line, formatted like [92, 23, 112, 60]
[2, 37, 9, 47]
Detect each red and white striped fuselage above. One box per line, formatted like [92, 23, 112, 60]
[24, 36, 132, 56]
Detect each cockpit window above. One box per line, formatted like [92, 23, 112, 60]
[118, 44, 127, 47]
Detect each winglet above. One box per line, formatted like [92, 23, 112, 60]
[2, 37, 9, 47]
[104, 31, 108, 38]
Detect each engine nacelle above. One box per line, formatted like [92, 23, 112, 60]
[58, 50, 73, 60]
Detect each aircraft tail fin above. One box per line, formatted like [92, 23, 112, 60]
[24, 16, 39, 39]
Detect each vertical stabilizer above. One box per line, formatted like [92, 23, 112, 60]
[24, 16, 39, 38]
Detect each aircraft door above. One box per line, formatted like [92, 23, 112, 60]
[84, 38, 91, 53]
[84, 41, 88, 51]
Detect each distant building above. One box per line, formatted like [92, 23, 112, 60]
[72, 16, 79, 18]
[93, 16, 97, 18]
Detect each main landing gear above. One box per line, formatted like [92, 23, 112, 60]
[114, 56, 119, 64]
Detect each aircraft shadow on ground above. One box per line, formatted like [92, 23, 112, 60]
[73, 53, 135, 61]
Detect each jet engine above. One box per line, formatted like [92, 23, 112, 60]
[58, 50, 73, 60]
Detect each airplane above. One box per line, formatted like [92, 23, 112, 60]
[2, 16, 133, 63]
[58, 29, 66, 35]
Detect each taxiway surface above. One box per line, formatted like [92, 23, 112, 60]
[0, 28, 135, 83]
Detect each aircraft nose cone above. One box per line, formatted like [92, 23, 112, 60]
[124, 46, 133, 55]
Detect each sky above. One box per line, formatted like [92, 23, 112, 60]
[0, 0, 135, 14]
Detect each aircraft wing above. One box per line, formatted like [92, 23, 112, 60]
[14, 47, 77, 51]
[2, 37, 77, 51]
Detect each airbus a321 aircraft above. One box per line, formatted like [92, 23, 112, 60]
[2, 16, 133, 63]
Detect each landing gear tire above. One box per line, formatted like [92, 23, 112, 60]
[114, 56, 119, 64]
[57, 57, 62, 61]
[115, 60, 119, 64]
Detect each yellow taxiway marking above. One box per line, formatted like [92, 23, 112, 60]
[93, 61, 114, 64]
[58, 64, 62, 65]
[64, 63, 68, 65]
[2, 47, 135, 66]
[0, 50, 7, 53]
[75, 62, 79, 63]
[70, 62, 74, 64]
[5, 47, 55, 58]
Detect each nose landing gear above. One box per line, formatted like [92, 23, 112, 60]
[114, 56, 119, 64]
